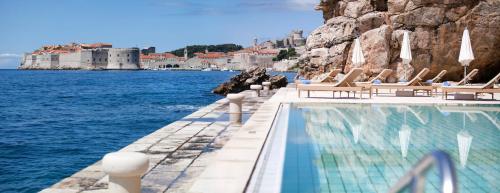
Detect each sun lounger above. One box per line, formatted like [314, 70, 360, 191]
[297, 68, 371, 99]
[455, 69, 478, 85]
[428, 70, 447, 95]
[356, 69, 393, 85]
[372, 68, 433, 96]
[429, 70, 447, 83]
[442, 72, 500, 100]
[294, 69, 342, 86]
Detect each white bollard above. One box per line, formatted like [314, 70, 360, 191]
[250, 85, 263, 97]
[102, 152, 149, 193]
[262, 82, 271, 96]
[227, 93, 245, 124]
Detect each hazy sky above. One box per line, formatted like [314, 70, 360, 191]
[0, 0, 321, 69]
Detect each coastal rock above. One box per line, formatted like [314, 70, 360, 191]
[395, 61, 415, 81]
[300, 0, 499, 82]
[388, 0, 408, 14]
[315, 0, 344, 22]
[212, 67, 287, 96]
[347, 25, 392, 78]
[358, 12, 387, 33]
[392, 7, 446, 27]
[344, 0, 374, 18]
[309, 48, 330, 66]
[306, 16, 357, 50]
[269, 75, 288, 89]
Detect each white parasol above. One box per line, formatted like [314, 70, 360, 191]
[351, 38, 365, 67]
[400, 31, 412, 81]
[458, 28, 475, 84]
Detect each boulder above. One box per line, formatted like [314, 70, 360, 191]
[309, 48, 330, 66]
[358, 12, 387, 33]
[346, 25, 392, 78]
[306, 16, 357, 50]
[388, 0, 408, 14]
[344, 0, 374, 18]
[392, 7, 446, 27]
[269, 75, 288, 89]
[212, 67, 288, 96]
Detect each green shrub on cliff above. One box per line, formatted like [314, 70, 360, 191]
[273, 48, 297, 61]
[170, 44, 243, 58]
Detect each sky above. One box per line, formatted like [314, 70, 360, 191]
[0, 0, 322, 69]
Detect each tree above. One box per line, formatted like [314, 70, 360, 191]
[273, 48, 298, 61]
[287, 48, 297, 58]
[170, 44, 243, 58]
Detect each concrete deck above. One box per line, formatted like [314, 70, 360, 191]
[40, 85, 500, 193]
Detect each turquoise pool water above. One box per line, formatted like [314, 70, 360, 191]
[282, 104, 499, 193]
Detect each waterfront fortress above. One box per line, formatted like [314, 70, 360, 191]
[20, 43, 140, 70]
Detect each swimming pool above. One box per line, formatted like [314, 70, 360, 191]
[279, 103, 499, 193]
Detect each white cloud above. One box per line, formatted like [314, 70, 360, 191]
[287, 0, 318, 10]
[0, 53, 22, 69]
[0, 53, 22, 58]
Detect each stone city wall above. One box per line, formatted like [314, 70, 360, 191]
[107, 48, 140, 70]
[20, 48, 141, 70]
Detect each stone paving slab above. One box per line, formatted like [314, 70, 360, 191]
[40, 90, 274, 193]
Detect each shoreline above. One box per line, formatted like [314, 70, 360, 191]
[13, 68, 297, 73]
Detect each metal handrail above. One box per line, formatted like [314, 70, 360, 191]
[388, 150, 457, 193]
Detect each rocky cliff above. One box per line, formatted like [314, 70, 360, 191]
[302, 0, 500, 82]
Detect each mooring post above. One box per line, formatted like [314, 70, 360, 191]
[250, 85, 262, 97]
[227, 93, 245, 124]
[102, 152, 149, 193]
[262, 82, 271, 96]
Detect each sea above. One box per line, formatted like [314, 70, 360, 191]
[0, 70, 295, 193]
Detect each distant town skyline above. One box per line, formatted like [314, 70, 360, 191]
[0, 0, 321, 69]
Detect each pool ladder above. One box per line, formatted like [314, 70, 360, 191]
[388, 150, 458, 193]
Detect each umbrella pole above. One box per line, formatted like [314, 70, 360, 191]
[464, 66, 467, 85]
[403, 62, 407, 81]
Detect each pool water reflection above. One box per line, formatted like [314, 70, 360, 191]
[281, 104, 499, 193]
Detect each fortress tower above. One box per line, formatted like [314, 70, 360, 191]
[184, 47, 188, 59]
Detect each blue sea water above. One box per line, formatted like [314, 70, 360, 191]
[0, 70, 294, 193]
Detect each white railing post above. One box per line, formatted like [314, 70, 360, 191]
[102, 152, 149, 193]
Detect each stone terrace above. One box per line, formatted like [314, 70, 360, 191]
[39, 85, 500, 193]
[40, 90, 272, 193]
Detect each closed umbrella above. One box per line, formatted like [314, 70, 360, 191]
[400, 31, 412, 81]
[458, 28, 474, 84]
[351, 38, 365, 67]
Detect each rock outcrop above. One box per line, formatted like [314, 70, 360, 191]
[304, 0, 500, 82]
[212, 67, 288, 96]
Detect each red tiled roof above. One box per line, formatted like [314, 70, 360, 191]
[197, 52, 226, 59]
[140, 53, 179, 60]
[81, 43, 112, 49]
[257, 49, 279, 55]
